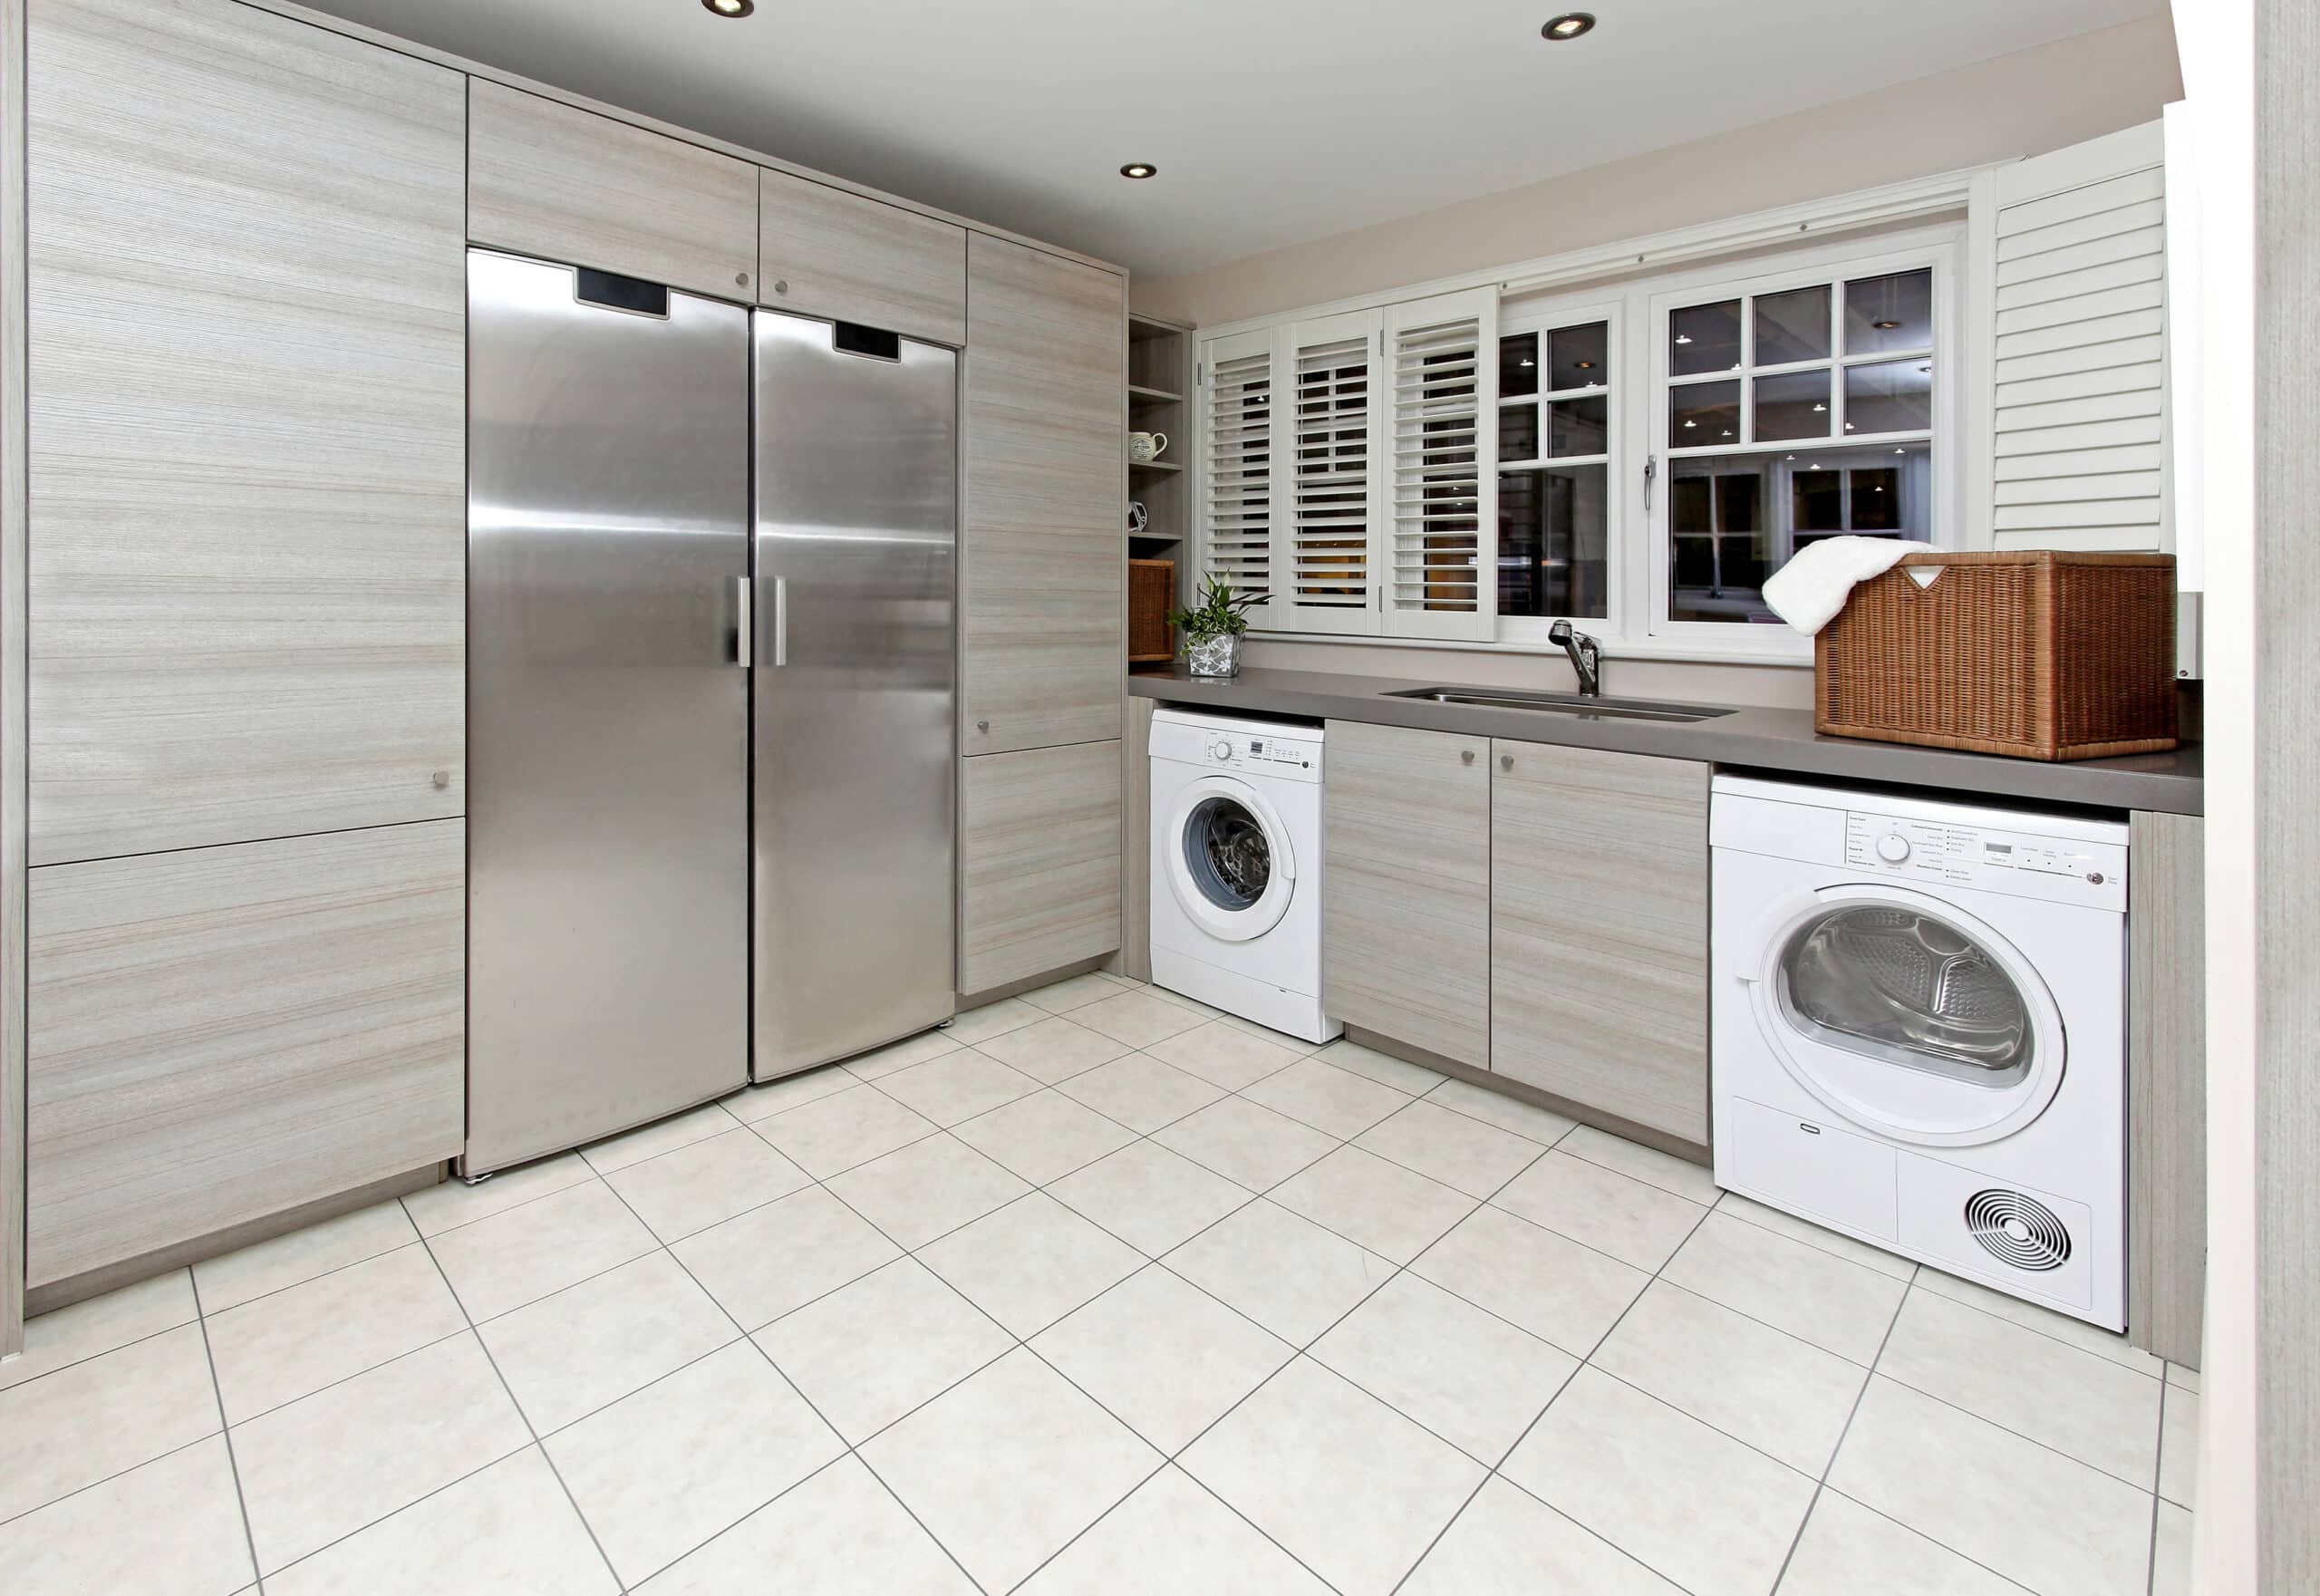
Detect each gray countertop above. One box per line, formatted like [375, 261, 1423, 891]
[1128, 665, 2203, 817]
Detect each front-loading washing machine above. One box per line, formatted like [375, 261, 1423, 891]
[1149, 708, 1341, 1045]
[1710, 774, 2130, 1329]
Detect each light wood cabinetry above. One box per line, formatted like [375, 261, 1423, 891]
[758, 169, 966, 345]
[469, 79, 757, 299]
[961, 741, 1123, 995]
[1490, 742, 1711, 1143]
[962, 233, 1126, 756]
[1320, 721, 1492, 1069]
[24, 822, 465, 1289]
[23, 0, 467, 866]
[2129, 809, 2205, 1368]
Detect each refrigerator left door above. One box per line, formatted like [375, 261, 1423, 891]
[466, 249, 752, 1175]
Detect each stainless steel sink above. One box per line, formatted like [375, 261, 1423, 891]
[1385, 687, 1737, 723]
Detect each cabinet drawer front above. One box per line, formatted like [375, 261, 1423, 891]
[26, 823, 466, 1287]
[1491, 740, 1709, 1141]
[1321, 721, 1490, 1068]
[759, 169, 966, 345]
[962, 234, 1126, 756]
[961, 742, 1122, 993]
[25, 0, 466, 865]
[469, 80, 756, 299]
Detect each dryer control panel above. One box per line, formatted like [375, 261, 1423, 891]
[1842, 811, 2127, 910]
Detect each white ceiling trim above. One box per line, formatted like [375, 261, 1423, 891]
[1194, 163, 1990, 343]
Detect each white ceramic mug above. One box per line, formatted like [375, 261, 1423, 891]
[1128, 430, 1169, 463]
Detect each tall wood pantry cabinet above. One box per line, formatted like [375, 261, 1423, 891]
[17, 0, 468, 1295]
[957, 235, 1127, 995]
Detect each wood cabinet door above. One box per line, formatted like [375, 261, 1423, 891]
[469, 80, 757, 299]
[1491, 740, 1710, 1142]
[25, 822, 465, 1288]
[961, 742, 1122, 994]
[759, 169, 966, 345]
[24, 0, 467, 866]
[1320, 721, 1491, 1069]
[2128, 809, 2205, 1367]
[962, 234, 1125, 756]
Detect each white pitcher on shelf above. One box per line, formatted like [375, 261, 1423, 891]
[1128, 430, 1168, 463]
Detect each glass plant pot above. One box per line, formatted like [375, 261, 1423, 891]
[1185, 632, 1242, 678]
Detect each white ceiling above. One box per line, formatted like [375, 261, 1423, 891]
[307, 0, 2164, 278]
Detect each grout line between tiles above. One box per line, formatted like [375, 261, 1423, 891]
[187, 1282, 267, 1595]
[1765, 1266, 1910, 1592]
[408, 1222, 629, 1594]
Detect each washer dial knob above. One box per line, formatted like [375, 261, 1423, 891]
[1211, 739, 1234, 761]
[1876, 833, 1911, 864]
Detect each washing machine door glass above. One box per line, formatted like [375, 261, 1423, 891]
[1164, 776, 1294, 942]
[1750, 884, 2065, 1146]
[1778, 904, 2034, 1088]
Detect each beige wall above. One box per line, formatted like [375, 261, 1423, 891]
[1143, 16, 2180, 707]
[1135, 16, 2182, 328]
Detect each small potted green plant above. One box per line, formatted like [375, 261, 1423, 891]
[1169, 575, 1263, 678]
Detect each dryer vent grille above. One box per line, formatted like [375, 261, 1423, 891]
[1965, 1188, 2072, 1272]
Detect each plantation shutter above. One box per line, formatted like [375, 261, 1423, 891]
[1382, 287, 1499, 640]
[1199, 327, 1278, 627]
[1278, 310, 1381, 634]
[1980, 122, 2170, 553]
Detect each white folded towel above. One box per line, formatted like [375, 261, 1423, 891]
[1762, 536, 1913, 635]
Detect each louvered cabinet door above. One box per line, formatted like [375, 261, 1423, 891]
[962, 235, 1126, 756]
[1274, 311, 1382, 634]
[1320, 721, 1491, 1069]
[1986, 122, 2170, 553]
[1200, 327, 1278, 626]
[1382, 288, 1498, 641]
[1490, 741, 1709, 1143]
[24, 0, 467, 864]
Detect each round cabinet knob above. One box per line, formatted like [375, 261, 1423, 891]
[1499, 753, 1514, 772]
[1460, 749, 1474, 765]
[773, 279, 790, 295]
[975, 720, 990, 733]
[430, 769, 450, 791]
[1876, 834, 1911, 864]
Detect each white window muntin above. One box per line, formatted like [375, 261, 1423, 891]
[1645, 230, 1964, 653]
[1496, 294, 1624, 648]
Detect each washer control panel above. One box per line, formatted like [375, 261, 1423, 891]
[1201, 731, 1319, 775]
[1842, 811, 2126, 908]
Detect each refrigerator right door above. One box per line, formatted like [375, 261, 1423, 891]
[752, 312, 959, 1078]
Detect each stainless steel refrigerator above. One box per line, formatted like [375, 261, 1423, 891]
[464, 249, 956, 1175]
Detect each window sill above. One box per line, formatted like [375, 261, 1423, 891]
[1244, 628, 1815, 670]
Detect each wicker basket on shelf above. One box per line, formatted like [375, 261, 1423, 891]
[1815, 550, 2178, 762]
[1128, 559, 1176, 663]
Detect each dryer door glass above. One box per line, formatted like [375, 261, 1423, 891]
[1184, 795, 1272, 911]
[1776, 904, 2033, 1088]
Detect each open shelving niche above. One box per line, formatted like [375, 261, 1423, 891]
[1127, 312, 1193, 663]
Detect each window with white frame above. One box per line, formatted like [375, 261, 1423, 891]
[1197, 223, 1963, 659]
[1494, 304, 1617, 634]
[1652, 257, 1941, 630]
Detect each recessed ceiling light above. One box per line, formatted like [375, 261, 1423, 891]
[1518, 356, 1535, 366]
[1542, 12, 1596, 40]
[1576, 359, 1597, 369]
[1873, 318, 1900, 329]
[1675, 334, 1693, 345]
[701, 0, 752, 15]
[1119, 162, 1158, 179]
[1812, 402, 1827, 411]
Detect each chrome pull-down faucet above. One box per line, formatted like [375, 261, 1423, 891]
[1549, 620, 1604, 698]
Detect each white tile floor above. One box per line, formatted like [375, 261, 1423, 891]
[0, 970, 2200, 1596]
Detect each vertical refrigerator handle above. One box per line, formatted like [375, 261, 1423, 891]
[769, 576, 788, 668]
[735, 576, 753, 668]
